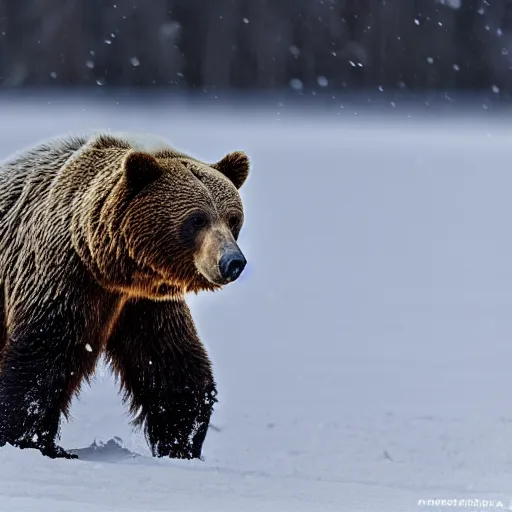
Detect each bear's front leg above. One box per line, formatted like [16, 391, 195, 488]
[0, 339, 77, 458]
[0, 301, 101, 459]
[107, 298, 217, 460]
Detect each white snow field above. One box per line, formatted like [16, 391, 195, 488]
[0, 98, 512, 511]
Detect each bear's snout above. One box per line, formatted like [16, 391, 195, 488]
[194, 226, 247, 286]
[219, 250, 247, 283]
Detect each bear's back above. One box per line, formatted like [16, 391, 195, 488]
[0, 135, 90, 219]
[0, 135, 88, 182]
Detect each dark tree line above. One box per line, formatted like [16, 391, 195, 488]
[0, 0, 511, 91]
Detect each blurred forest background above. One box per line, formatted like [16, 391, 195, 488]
[0, 0, 510, 93]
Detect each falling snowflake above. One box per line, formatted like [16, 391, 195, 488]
[289, 45, 300, 58]
[317, 76, 328, 87]
[289, 78, 303, 91]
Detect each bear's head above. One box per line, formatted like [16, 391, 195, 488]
[102, 149, 250, 299]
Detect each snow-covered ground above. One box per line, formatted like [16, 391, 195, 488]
[1, 98, 512, 511]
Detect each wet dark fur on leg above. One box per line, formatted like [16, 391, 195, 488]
[0, 268, 118, 459]
[107, 298, 217, 460]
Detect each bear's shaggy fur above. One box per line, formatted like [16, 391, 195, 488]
[0, 132, 250, 459]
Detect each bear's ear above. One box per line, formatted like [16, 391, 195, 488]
[124, 151, 163, 193]
[212, 151, 250, 190]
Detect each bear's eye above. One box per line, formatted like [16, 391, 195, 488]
[228, 215, 240, 230]
[191, 213, 208, 230]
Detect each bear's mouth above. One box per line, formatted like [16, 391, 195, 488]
[183, 270, 222, 293]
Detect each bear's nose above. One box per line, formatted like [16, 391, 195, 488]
[219, 252, 247, 283]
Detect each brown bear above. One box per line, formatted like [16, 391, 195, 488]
[0, 132, 250, 460]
